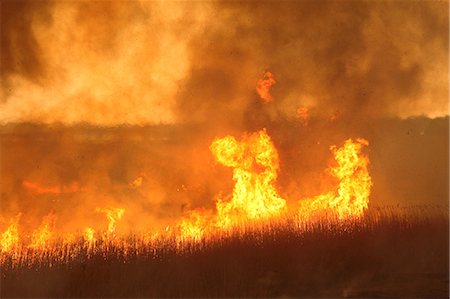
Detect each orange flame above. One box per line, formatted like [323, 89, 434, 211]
[96, 208, 125, 236]
[256, 71, 276, 103]
[84, 227, 96, 247]
[1, 214, 21, 253]
[29, 212, 57, 249]
[296, 106, 309, 126]
[178, 129, 287, 240]
[211, 129, 287, 228]
[298, 138, 372, 220]
[23, 180, 87, 195]
[179, 209, 214, 241]
[0, 130, 373, 249]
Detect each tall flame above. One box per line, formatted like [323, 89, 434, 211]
[298, 138, 372, 220]
[178, 129, 287, 240]
[0, 130, 373, 249]
[84, 227, 96, 248]
[211, 129, 287, 228]
[1, 214, 21, 253]
[29, 212, 57, 249]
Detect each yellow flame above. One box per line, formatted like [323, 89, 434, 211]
[96, 208, 125, 235]
[29, 213, 57, 249]
[0, 131, 373, 249]
[178, 129, 287, 240]
[1, 214, 21, 253]
[84, 227, 96, 243]
[299, 138, 372, 220]
[179, 210, 214, 241]
[211, 129, 287, 228]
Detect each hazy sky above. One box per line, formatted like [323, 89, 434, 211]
[0, 1, 448, 233]
[1, 0, 448, 126]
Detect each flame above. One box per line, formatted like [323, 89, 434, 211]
[177, 129, 287, 240]
[298, 138, 372, 220]
[256, 71, 276, 103]
[84, 227, 96, 247]
[296, 106, 309, 126]
[0, 129, 373, 251]
[23, 180, 87, 195]
[211, 129, 287, 228]
[1, 214, 21, 253]
[178, 209, 214, 241]
[177, 130, 372, 241]
[29, 212, 57, 249]
[62, 233, 76, 245]
[96, 208, 125, 236]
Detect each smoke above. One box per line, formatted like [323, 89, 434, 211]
[1, 1, 448, 125]
[0, 1, 448, 235]
[1, 1, 211, 125]
[1, 117, 448, 235]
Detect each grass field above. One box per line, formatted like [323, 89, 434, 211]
[1, 206, 448, 298]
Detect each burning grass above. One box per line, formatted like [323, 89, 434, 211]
[1, 205, 448, 297]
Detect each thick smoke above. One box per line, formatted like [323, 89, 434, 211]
[1, 1, 448, 125]
[0, 1, 448, 235]
[1, 1, 212, 125]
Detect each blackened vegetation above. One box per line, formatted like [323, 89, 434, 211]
[1, 207, 448, 298]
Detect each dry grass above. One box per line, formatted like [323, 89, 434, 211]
[1, 205, 448, 298]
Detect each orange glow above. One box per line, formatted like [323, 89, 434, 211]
[29, 212, 57, 249]
[23, 180, 87, 195]
[177, 129, 287, 240]
[130, 176, 144, 188]
[256, 71, 276, 103]
[329, 109, 341, 122]
[0, 130, 373, 252]
[84, 227, 96, 247]
[1, 214, 21, 253]
[178, 209, 214, 241]
[96, 208, 125, 236]
[211, 129, 287, 228]
[296, 106, 309, 126]
[298, 138, 372, 220]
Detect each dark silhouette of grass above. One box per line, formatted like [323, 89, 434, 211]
[1, 206, 448, 298]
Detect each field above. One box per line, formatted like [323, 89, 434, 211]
[1, 206, 448, 298]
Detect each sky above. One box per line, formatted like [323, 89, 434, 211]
[1, 0, 448, 126]
[0, 0, 448, 233]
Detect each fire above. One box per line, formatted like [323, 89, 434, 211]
[211, 129, 287, 228]
[256, 71, 276, 103]
[0, 129, 373, 250]
[23, 180, 87, 195]
[178, 129, 287, 240]
[179, 209, 214, 241]
[1, 214, 21, 252]
[298, 138, 372, 220]
[177, 130, 372, 241]
[84, 227, 96, 247]
[96, 208, 125, 236]
[29, 212, 57, 249]
[296, 106, 309, 126]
